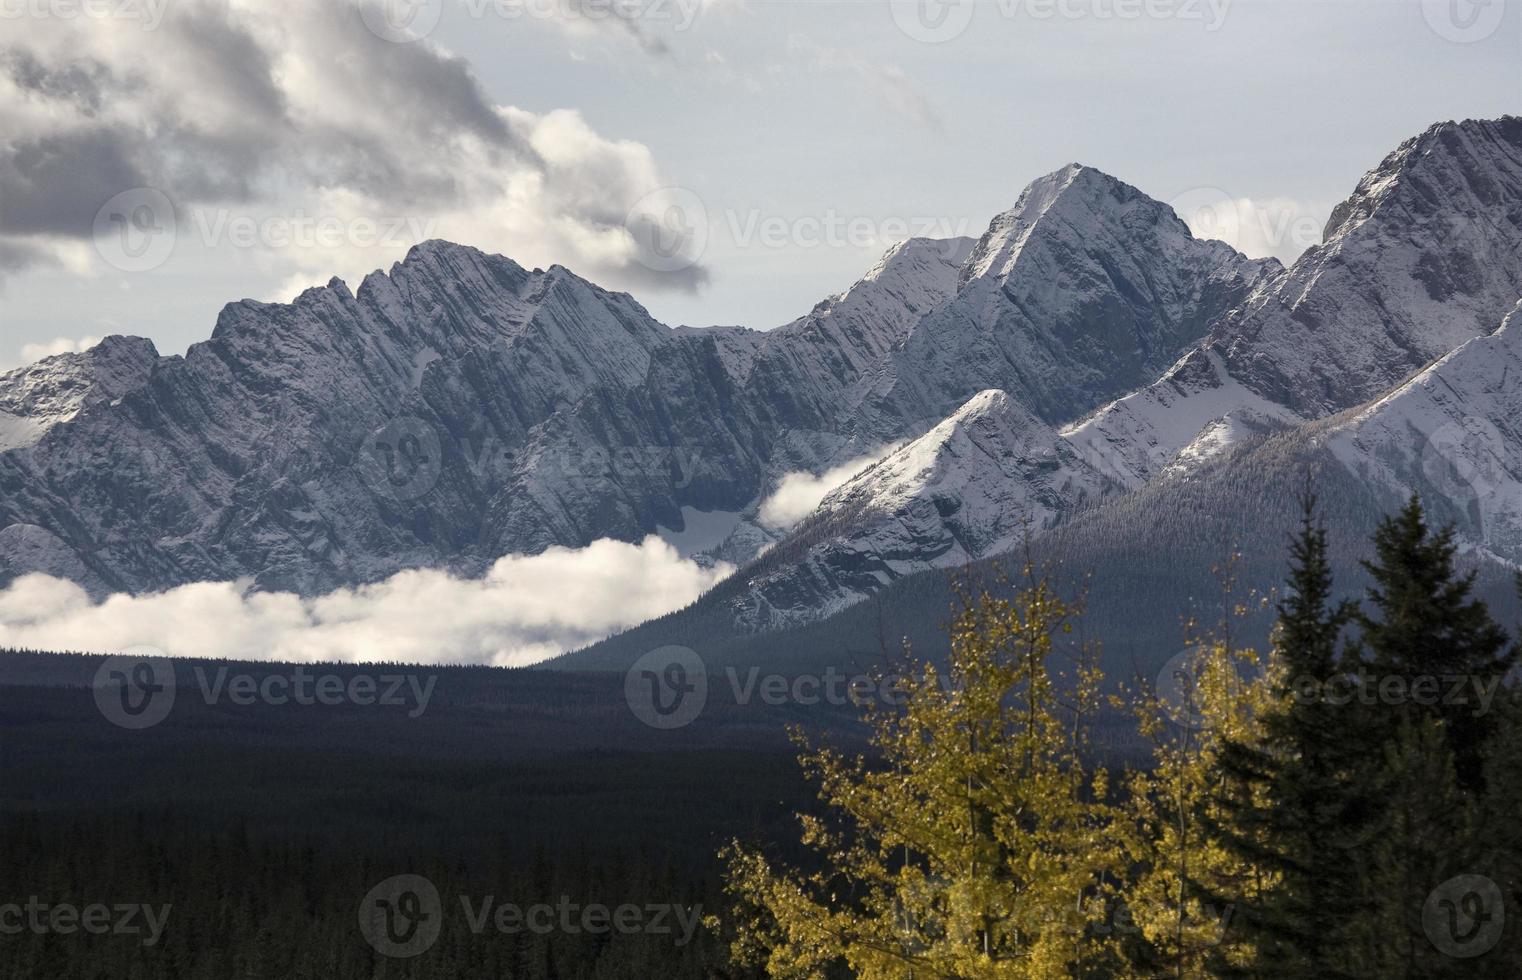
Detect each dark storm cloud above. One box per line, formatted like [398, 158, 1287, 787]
[0, 129, 148, 236]
[0, 238, 60, 274]
[1, 49, 116, 115]
[0, 0, 710, 292]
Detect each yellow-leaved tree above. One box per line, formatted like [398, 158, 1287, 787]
[717, 575, 1127, 979]
[1119, 636, 1280, 977]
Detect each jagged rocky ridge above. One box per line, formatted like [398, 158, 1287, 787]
[676, 116, 1522, 634]
[0, 164, 1266, 595]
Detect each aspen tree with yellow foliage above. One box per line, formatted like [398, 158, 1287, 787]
[717, 574, 1127, 978]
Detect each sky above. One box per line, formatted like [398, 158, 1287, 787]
[1, 0, 1519, 370]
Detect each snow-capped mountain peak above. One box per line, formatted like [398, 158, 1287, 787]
[726, 387, 1115, 630]
[0, 335, 159, 452]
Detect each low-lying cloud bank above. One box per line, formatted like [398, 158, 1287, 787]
[758, 446, 900, 530]
[0, 538, 730, 668]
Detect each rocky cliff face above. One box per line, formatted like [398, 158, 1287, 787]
[1325, 299, 1522, 563]
[704, 118, 1522, 634]
[0, 336, 160, 453]
[729, 389, 1117, 630]
[859, 164, 1280, 435]
[1063, 117, 1522, 492]
[2, 158, 1265, 597]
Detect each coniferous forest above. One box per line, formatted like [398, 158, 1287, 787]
[1, 494, 1518, 977]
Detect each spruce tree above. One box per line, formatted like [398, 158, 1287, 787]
[1204, 493, 1373, 978]
[1356, 494, 1516, 791]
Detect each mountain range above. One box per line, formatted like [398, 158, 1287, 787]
[3, 115, 1521, 672]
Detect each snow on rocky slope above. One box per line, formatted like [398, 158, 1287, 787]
[0, 234, 994, 594]
[0, 336, 159, 452]
[729, 389, 1117, 629]
[11, 118, 1515, 618]
[1064, 116, 1522, 490]
[857, 164, 1279, 437]
[1324, 299, 1522, 563]
[711, 116, 1522, 633]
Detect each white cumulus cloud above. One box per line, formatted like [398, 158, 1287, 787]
[0, 537, 731, 667]
[757, 446, 900, 530]
[0, 0, 710, 292]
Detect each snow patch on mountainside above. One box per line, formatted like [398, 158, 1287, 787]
[657, 507, 745, 559]
[1061, 350, 1303, 488]
[0, 336, 159, 451]
[730, 389, 1116, 630]
[1326, 299, 1522, 561]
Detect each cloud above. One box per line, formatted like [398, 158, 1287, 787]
[0, 0, 710, 292]
[758, 446, 901, 530]
[1174, 193, 1328, 265]
[18, 335, 102, 364]
[786, 37, 943, 132]
[0, 537, 731, 667]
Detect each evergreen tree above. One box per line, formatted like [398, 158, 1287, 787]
[1202, 494, 1374, 978]
[1356, 495, 1515, 791]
